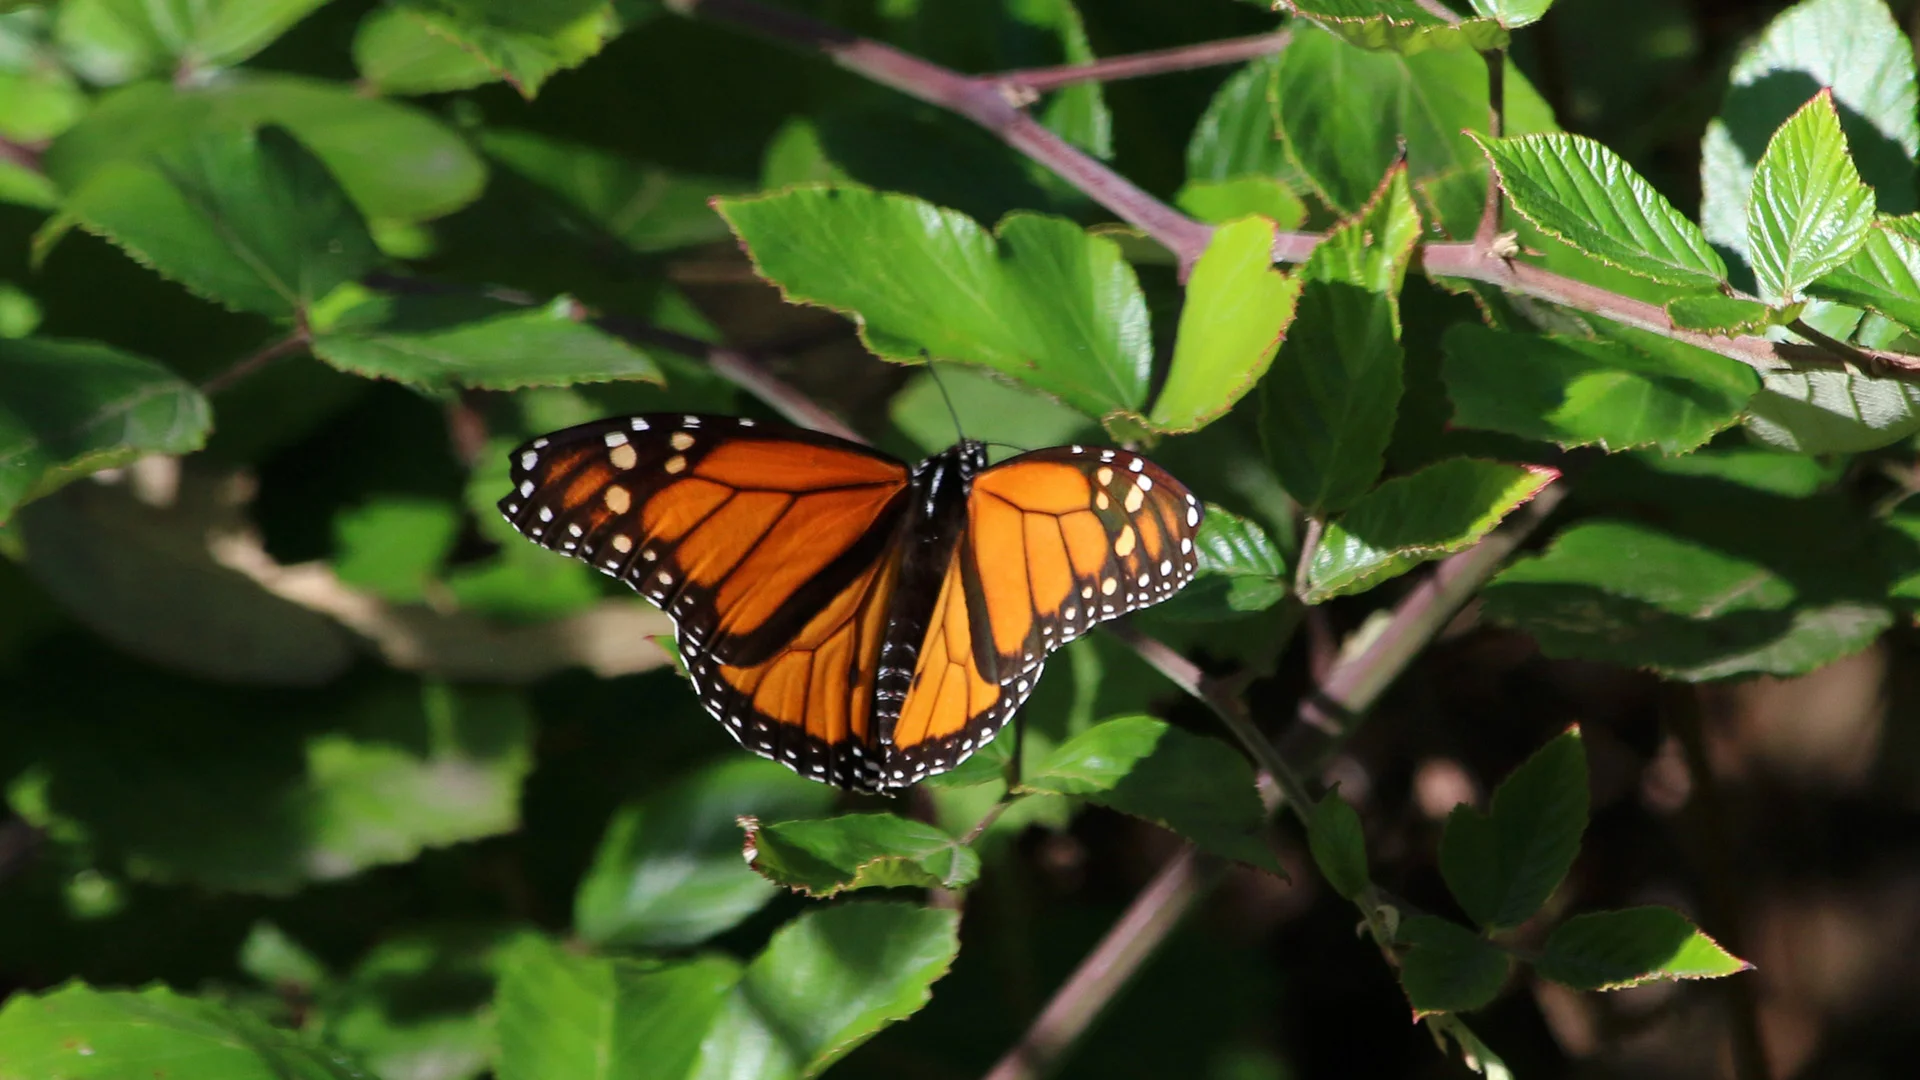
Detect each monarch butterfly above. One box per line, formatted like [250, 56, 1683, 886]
[498, 414, 1202, 792]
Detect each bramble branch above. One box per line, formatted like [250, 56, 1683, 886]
[672, 0, 1920, 380]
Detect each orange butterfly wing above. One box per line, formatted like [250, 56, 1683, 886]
[885, 446, 1203, 785]
[501, 414, 913, 787]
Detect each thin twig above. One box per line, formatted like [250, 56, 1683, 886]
[199, 331, 310, 395]
[995, 31, 1291, 94]
[1293, 516, 1325, 599]
[982, 847, 1214, 1080]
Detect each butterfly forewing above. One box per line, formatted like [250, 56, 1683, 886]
[498, 414, 910, 671]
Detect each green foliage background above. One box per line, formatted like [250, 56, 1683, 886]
[1, 0, 1918, 1077]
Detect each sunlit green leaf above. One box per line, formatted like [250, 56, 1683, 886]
[717, 186, 1150, 418]
[1746, 90, 1876, 304]
[1535, 907, 1750, 991]
[1147, 216, 1302, 433]
[743, 813, 980, 897]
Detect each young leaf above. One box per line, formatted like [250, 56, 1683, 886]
[1700, 0, 1917, 267]
[1396, 915, 1510, 1016]
[1306, 459, 1557, 602]
[1807, 215, 1920, 333]
[0, 337, 210, 522]
[1264, 165, 1420, 514]
[1019, 714, 1280, 872]
[574, 758, 836, 949]
[60, 125, 378, 318]
[1534, 907, 1750, 991]
[0, 982, 366, 1078]
[1747, 90, 1877, 304]
[1477, 133, 1726, 288]
[1147, 216, 1302, 433]
[494, 937, 740, 1080]
[718, 186, 1150, 418]
[711, 902, 961, 1079]
[1665, 294, 1789, 335]
[1438, 729, 1588, 931]
[742, 813, 981, 897]
[312, 298, 661, 391]
[1483, 518, 1894, 681]
[1308, 788, 1369, 901]
[1192, 504, 1290, 612]
[1282, 0, 1508, 54]
[1441, 323, 1758, 454]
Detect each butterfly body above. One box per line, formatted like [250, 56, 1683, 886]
[500, 413, 1200, 793]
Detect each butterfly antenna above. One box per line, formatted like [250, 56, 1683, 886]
[924, 358, 967, 445]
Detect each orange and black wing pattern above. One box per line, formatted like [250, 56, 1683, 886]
[883, 444, 1203, 786]
[499, 414, 913, 788]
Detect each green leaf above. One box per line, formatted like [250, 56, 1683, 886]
[0, 982, 365, 1078]
[1745, 364, 1920, 455]
[1283, 0, 1508, 54]
[1396, 916, 1510, 1016]
[1306, 459, 1557, 602]
[1192, 504, 1290, 612]
[238, 921, 330, 991]
[1145, 217, 1302, 433]
[53, 0, 332, 81]
[324, 925, 531, 1080]
[24, 675, 532, 893]
[1700, 0, 1918, 271]
[574, 757, 835, 950]
[45, 75, 488, 224]
[1478, 133, 1726, 288]
[1264, 165, 1420, 514]
[716, 185, 1150, 418]
[708, 902, 960, 1079]
[0, 14, 85, 143]
[1175, 178, 1308, 229]
[1441, 323, 1759, 454]
[1186, 55, 1293, 184]
[1020, 714, 1279, 872]
[481, 128, 738, 253]
[495, 937, 740, 1080]
[353, 5, 500, 95]
[1025, 0, 1111, 160]
[1466, 0, 1552, 28]
[1438, 729, 1587, 930]
[1665, 294, 1790, 335]
[59, 125, 377, 317]
[1535, 907, 1750, 991]
[330, 497, 461, 604]
[312, 297, 661, 391]
[1308, 788, 1368, 901]
[743, 813, 981, 897]
[1746, 89, 1876, 304]
[1808, 214, 1920, 332]
[1274, 24, 1556, 215]
[0, 336, 210, 522]
[1483, 519, 1894, 681]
